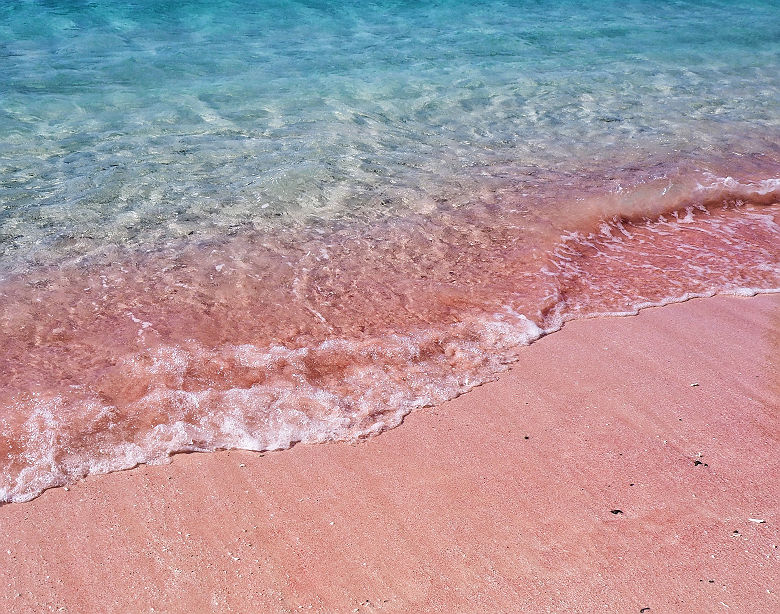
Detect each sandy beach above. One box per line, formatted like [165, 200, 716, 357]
[1, 293, 777, 613]
[3, 2, 778, 612]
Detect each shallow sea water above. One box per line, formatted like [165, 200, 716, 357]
[1, 0, 778, 502]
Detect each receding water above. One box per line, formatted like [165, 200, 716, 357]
[0, 0, 778, 502]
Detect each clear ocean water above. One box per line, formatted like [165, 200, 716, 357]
[1, 0, 778, 502]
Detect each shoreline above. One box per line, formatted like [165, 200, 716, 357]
[2, 174, 777, 505]
[1, 293, 778, 612]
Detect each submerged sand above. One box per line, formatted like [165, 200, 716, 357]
[0, 294, 777, 613]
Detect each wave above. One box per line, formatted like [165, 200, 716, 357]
[1, 165, 778, 503]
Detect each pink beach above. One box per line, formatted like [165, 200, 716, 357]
[1, 293, 777, 613]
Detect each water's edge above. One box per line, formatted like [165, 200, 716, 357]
[4, 288, 776, 506]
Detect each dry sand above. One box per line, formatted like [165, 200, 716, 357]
[1, 294, 777, 613]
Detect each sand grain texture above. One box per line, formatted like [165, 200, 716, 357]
[1, 294, 778, 613]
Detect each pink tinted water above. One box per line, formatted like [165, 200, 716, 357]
[0, 161, 778, 502]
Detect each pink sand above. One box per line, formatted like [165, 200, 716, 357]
[1, 294, 777, 613]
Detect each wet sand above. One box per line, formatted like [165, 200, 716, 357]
[1, 293, 777, 613]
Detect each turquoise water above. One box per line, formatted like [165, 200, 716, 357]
[1, 1, 778, 503]
[2, 0, 778, 267]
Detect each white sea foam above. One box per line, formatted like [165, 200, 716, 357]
[1, 307, 548, 503]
